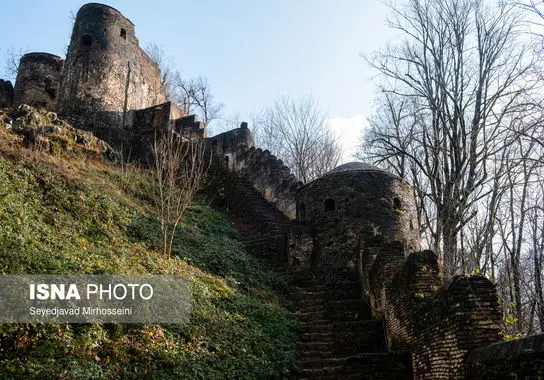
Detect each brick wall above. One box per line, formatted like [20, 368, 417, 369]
[368, 250, 502, 379]
[465, 334, 544, 378]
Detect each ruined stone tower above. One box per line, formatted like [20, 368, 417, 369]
[13, 53, 64, 111]
[296, 162, 420, 250]
[57, 3, 167, 147]
[292, 162, 420, 275]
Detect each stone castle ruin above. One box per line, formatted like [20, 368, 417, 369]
[2, 3, 543, 378]
[3, 3, 204, 154]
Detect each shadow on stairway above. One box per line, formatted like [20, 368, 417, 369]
[221, 174, 413, 379]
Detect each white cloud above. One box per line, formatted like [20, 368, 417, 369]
[327, 114, 365, 164]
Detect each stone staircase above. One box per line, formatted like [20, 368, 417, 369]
[230, 176, 291, 269]
[226, 175, 412, 379]
[288, 274, 412, 379]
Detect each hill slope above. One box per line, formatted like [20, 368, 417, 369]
[0, 106, 296, 378]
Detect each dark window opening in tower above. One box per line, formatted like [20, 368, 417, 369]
[324, 198, 335, 212]
[410, 219, 414, 230]
[82, 34, 92, 46]
[393, 197, 402, 210]
[120, 28, 127, 39]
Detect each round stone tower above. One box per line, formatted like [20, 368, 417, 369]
[13, 53, 64, 111]
[293, 162, 421, 282]
[57, 3, 166, 147]
[296, 162, 421, 252]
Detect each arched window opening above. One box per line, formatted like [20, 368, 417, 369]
[82, 34, 92, 46]
[120, 28, 127, 39]
[393, 197, 402, 210]
[225, 156, 230, 170]
[410, 219, 414, 230]
[324, 198, 335, 212]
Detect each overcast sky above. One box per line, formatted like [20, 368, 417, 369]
[0, 1, 397, 162]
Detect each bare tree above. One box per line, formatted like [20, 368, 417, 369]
[2, 47, 28, 83]
[255, 95, 341, 184]
[143, 44, 224, 127]
[172, 74, 224, 127]
[517, 0, 544, 38]
[151, 130, 210, 257]
[527, 182, 544, 332]
[361, 0, 540, 278]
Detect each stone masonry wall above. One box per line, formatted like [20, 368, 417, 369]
[13, 53, 64, 111]
[287, 223, 314, 271]
[235, 147, 302, 219]
[57, 3, 166, 148]
[0, 80, 14, 108]
[131, 102, 174, 163]
[368, 250, 503, 379]
[465, 333, 544, 378]
[296, 169, 421, 253]
[209, 126, 255, 159]
[208, 126, 301, 220]
[174, 115, 206, 140]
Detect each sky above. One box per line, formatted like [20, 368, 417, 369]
[0, 1, 396, 162]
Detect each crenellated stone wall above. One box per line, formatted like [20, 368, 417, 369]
[174, 114, 207, 141]
[209, 125, 301, 220]
[235, 146, 302, 219]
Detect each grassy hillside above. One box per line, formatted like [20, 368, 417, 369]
[0, 107, 296, 378]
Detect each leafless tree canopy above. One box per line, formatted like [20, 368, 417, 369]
[360, 0, 544, 334]
[2, 47, 28, 83]
[151, 131, 210, 258]
[172, 74, 224, 127]
[253, 95, 342, 184]
[143, 44, 224, 129]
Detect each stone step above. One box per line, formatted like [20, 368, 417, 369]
[291, 288, 327, 296]
[297, 310, 328, 321]
[299, 332, 334, 343]
[296, 305, 327, 313]
[293, 353, 412, 378]
[328, 298, 369, 309]
[244, 237, 283, 245]
[292, 285, 327, 293]
[295, 341, 335, 352]
[297, 349, 335, 359]
[297, 319, 381, 333]
[297, 319, 331, 328]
